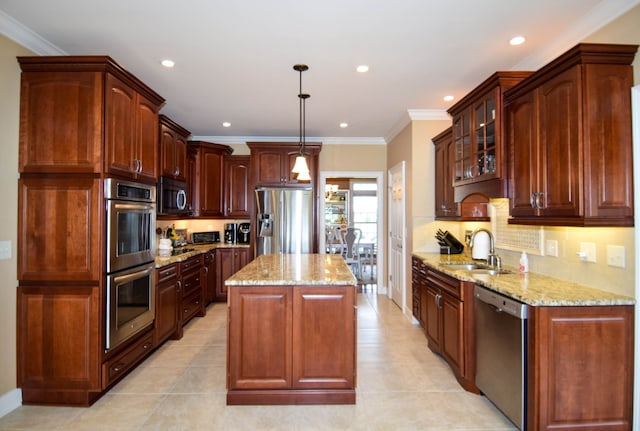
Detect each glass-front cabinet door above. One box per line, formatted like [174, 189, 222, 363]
[448, 72, 532, 199]
[474, 93, 497, 178]
[453, 110, 471, 182]
[454, 91, 497, 185]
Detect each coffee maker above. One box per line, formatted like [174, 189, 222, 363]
[237, 223, 250, 244]
[224, 223, 237, 244]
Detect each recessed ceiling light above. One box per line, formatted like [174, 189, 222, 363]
[161, 59, 175, 68]
[509, 36, 526, 46]
[443, 95, 454, 102]
[339, 122, 349, 128]
[222, 122, 231, 128]
[356, 65, 369, 73]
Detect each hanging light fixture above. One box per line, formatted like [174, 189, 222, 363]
[291, 64, 311, 181]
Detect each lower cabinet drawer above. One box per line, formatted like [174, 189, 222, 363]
[102, 332, 154, 388]
[182, 291, 202, 324]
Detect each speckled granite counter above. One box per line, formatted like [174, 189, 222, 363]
[225, 253, 357, 286]
[413, 252, 634, 306]
[154, 243, 250, 268]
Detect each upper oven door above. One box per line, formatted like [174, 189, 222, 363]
[106, 200, 156, 273]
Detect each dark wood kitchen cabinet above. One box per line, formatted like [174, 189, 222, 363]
[215, 247, 251, 302]
[505, 43, 638, 226]
[179, 255, 205, 332]
[155, 263, 181, 346]
[423, 266, 478, 393]
[159, 115, 190, 182]
[16, 56, 165, 406]
[527, 305, 634, 431]
[18, 56, 164, 178]
[104, 73, 161, 182]
[227, 284, 355, 404]
[17, 285, 102, 406]
[433, 127, 459, 219]
[203, 250, 216, 304]
[447, 71, 532, 201]
[188, 141, 234, 218]
[224, 155, 251, 218]
[247, 142, 322, 189]
[411, 256, 428, 327]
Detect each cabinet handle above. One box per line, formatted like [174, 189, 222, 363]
[143, 342, 152, 350]
[112, 362, 125, 373]
[535, 192, 544, 209]
[176, 280, 182, 293]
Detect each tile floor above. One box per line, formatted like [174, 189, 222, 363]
[0, 292, 517, 430]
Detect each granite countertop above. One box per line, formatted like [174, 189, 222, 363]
[225, 253, 358, 286]
[154, 243, 250, 268]
[413, 252, 635, 307]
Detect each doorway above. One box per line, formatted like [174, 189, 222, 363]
[319, 171, 384, 293]
[388, 162, 406, 311]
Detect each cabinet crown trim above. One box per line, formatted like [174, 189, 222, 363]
[18, 55, 165, 106]
[505, 43, 638, 101]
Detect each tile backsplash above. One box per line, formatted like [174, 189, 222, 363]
[415, 198, 635, 298]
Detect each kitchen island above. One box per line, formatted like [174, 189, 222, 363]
[225, 253, 358, 405]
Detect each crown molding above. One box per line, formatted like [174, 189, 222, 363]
[0, 9, 66, 55]
[191, 135, 387, 145]
[385, 109, 450, 142]
[407, 109, 450, 121]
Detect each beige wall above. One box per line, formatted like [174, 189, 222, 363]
[0, 35, 33, 398]
[388, 119, 451, 309]
[584, 3, 640, 82]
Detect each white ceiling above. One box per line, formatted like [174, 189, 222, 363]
[1, 0, 638, 144]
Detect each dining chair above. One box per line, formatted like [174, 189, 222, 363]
[342, 227, 362, 279]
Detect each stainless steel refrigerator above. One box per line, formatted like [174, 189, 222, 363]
[255, 187, 314, 256]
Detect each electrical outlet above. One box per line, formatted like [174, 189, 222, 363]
[579, 242, 597, 263]
[607, 245, 626, 268]
[545, 239, 559, 257]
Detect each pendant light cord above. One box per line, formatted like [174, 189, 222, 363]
[294, 64, 309, 156]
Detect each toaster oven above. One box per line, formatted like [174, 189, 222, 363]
[191, 231, 221, 244]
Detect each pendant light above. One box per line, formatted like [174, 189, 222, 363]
[291, 64, 311, 181]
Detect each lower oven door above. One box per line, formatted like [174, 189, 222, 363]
[106, 263, 156, 351]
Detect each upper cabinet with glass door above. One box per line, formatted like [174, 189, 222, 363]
[448, 72, 532, 201]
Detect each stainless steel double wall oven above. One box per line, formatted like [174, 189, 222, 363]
[104, 178, 156, 351]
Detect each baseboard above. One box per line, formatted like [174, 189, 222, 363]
[0, 388, 22, 418]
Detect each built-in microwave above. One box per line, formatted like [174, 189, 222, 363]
[158, 176, 189, 216]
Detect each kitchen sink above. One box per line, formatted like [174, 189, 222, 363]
[441, 262, 513, 275]
[469, 268, 514, 275]
[442, 263, 485, 271]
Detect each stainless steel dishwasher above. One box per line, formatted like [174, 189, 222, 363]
[474, 284, 528, 430]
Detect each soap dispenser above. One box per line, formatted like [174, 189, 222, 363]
[519, 252, 529, 273]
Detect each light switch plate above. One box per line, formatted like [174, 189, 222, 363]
[0, 241, 11, 260]
[607, 245, 626, 268]
[545, 239, 559, 257]
[579, 242, 596, 263]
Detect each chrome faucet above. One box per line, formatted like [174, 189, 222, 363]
[470, 228, 501, 269]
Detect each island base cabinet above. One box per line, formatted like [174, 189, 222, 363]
[528, 305, 634, 431]
[227, 284, 356, 405]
